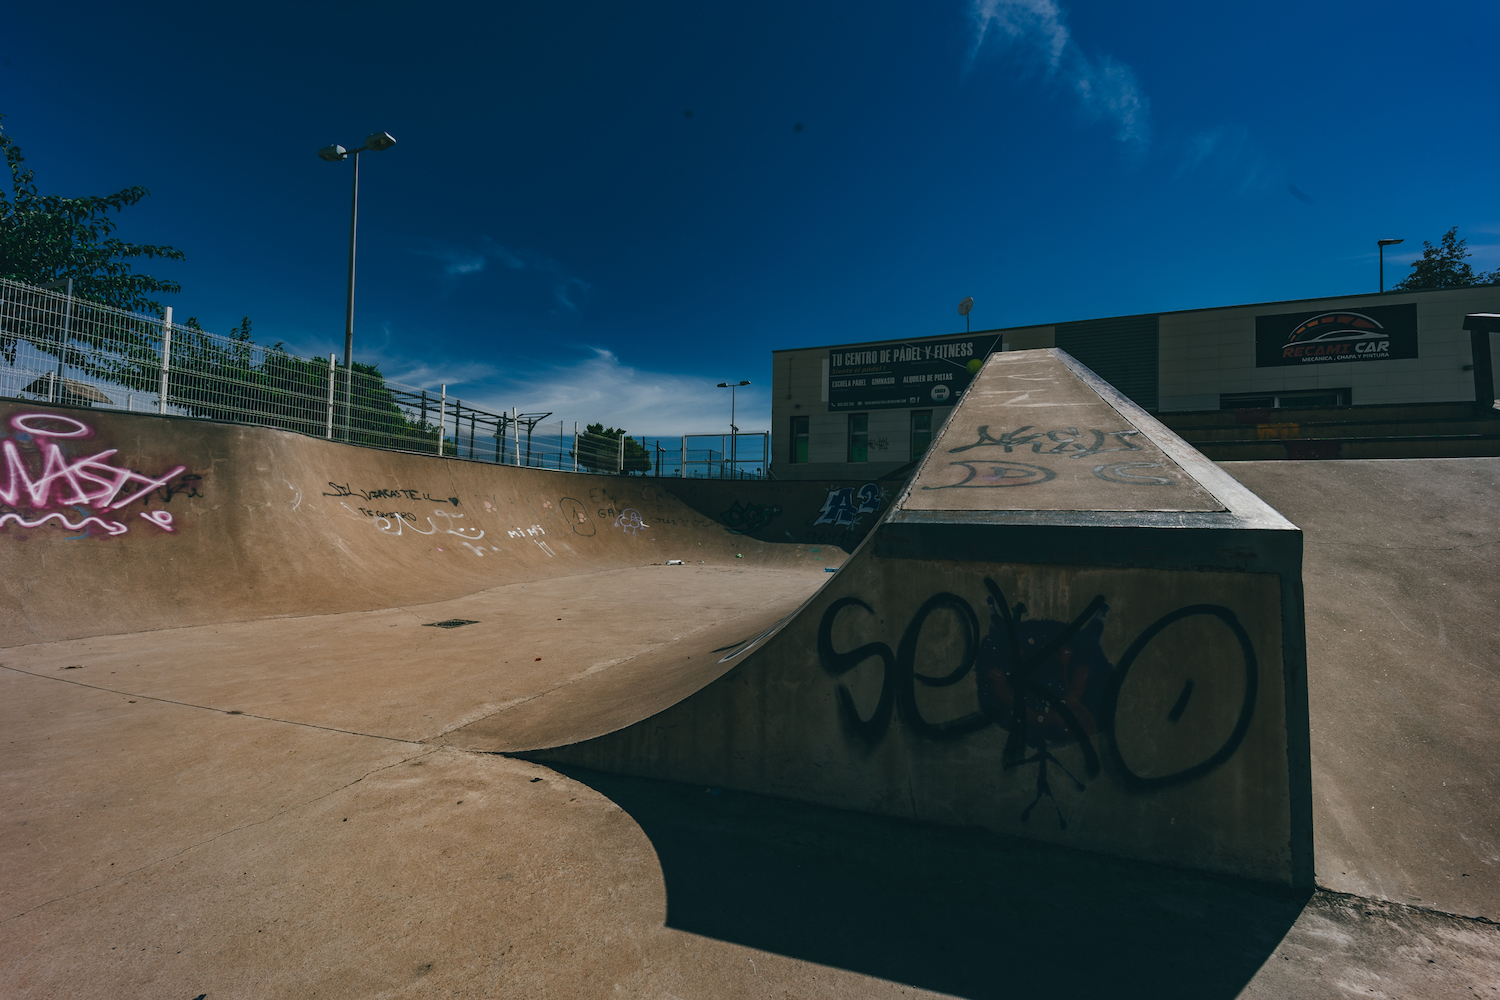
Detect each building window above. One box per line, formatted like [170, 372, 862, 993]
[1219, 388, 1351, 410]
[790, 415, 809, 464]
[847, 413, 868, 463]
[910, 410, 933, 460]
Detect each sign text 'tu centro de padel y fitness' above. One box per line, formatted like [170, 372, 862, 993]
[1255, 303, 1419, 368]
[827, 335, 1000, 411]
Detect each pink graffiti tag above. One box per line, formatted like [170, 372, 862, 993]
[1, 413, 190, 539]
[0, 511, 129, 536]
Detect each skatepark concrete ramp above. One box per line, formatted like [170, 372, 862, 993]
[0, 400, 844, 751]
[0, 348, 1311, 887]
[524, 349, 1313, 887]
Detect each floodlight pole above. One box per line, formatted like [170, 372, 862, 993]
[342, 149, 360, 437]
[1378, 238, 1404, 293]
[319, 132, 396, 441]
[716, 380, 751, 478]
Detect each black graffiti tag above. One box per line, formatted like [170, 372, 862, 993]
[816, 579, 1259, 827]
[719, 500, 784, 535]
[322, 482, 460, 506]
[948, 425, 1143, 459]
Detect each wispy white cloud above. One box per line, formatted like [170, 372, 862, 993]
[453, 348, 768, 438]
[412, 237, 591, 313]
[968, 0, 1149, 145]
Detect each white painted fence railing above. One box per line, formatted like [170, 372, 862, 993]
[0, 276, 770, 477]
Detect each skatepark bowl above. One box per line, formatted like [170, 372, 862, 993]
[2, 349, 1496, 999]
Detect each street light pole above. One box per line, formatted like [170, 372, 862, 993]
[1378, 238, 1404, 292]
[716, 380, 750, 478]
[344, 149, 360, 409]
[319, 131, 397, 439]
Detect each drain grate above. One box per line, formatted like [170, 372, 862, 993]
[424, 619, 480, 629]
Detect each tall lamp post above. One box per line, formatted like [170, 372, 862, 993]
[318, 131, 397, 438]
[1378, 238, 1404, 292]
[716, 380, 750, 478]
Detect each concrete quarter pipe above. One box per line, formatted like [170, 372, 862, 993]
[526, 349, 1313, 886]
[0, 349, 1310, 887]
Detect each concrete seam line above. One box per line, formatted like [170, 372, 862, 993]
[0, 745, 443, 926]
[0, 664, 421, 744]
[422, 590, 811, 744]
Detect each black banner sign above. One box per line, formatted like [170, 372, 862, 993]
[828, 336, 999, 411]
[1255, 303, 1418, 368]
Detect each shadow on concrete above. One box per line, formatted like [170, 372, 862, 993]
[555, 766, 1310, 1000]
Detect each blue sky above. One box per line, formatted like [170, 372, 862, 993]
[4, 0, 1496, 434]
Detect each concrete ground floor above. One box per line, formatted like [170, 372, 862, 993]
[1, 664, 1496, 999]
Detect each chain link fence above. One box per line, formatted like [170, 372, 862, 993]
[0, 277, 768, 477]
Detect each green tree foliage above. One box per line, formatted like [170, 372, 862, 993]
[164, 316, 438, 448]
[0, 115, 184, 313]
[1392, 228, 1500, 291]
[0, 115, 184, 384]
[573, 423, 653, 474]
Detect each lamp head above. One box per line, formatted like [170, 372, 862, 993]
[365, 131, 397, 151]
[318, 144, 348, 162]
[716, 382, 729, 388]
[1378, 239, 1405, 247]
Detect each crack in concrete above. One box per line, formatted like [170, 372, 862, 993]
[0, 664, 416, 744]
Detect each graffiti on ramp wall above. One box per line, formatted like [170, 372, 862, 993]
[0, 412, 198, 538]
[818, 576, 1260, 829]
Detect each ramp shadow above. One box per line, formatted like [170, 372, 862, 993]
[554, 766, 1308, 1000]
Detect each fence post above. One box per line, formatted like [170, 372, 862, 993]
[325, 354, 336, 439]
[438, 385, 446, 456]
[680, 435, 686, 478]
[573, 422, 578, 472]
[157, 306, 172, 415]
[512, 407, 519, 466]
[617, 432, 624, 474]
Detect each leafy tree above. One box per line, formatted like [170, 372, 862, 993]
[0, 114, 184, 313]
[163, 316, 438, 448]
[573, 423, 652, 474]
[1392, 227, 1500, 291]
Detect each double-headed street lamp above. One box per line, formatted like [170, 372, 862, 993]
[318, 131, 397, 436]
[716, 380, 750, 478]
[1378, 238, 1404, 292]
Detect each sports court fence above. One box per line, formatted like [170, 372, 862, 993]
[0, 277, 768, 477]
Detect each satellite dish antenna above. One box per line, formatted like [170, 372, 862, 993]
[957, 296, 974, 332]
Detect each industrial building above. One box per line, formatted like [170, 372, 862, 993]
[770, 284, 1500, 479]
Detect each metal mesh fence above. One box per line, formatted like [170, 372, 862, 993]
[0, 277, 769, 476]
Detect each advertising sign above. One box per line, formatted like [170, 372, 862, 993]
[1255, 303, 1418, 368]
[827, 335, 1000, 411]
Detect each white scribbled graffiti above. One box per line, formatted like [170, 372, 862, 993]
[508, 523, 555, 557]
[614, 508, 649, 535]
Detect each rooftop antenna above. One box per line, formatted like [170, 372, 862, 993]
[958, 296, 974, 333]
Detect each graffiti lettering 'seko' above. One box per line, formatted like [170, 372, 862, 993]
[0, 413, 197, 538]
[818, 579, 1257, 828]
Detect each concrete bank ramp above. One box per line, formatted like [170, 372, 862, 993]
[0, 403, 838, 749]
[530, 349, 1314, 887]
[1224, 456, 1500, 921]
